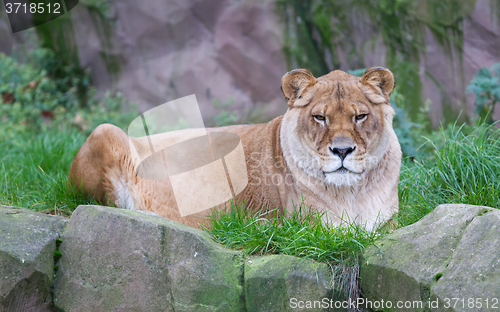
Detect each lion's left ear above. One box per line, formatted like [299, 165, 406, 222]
[359, 67, 395, 103]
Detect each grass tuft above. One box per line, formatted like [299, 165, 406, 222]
[204, 200, 379, 266]
[398, 121, 500, 226]
[0, 126, 100, 215]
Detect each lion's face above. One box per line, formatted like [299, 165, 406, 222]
[280, 68, 396, 186]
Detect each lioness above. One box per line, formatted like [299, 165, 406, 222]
[69, 67, 401, 231]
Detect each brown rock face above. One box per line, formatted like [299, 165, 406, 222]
[70, 0, 288, 124]
[421, 0, 500, 125]
[1, 0, 499, 124]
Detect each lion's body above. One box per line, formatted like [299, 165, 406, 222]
[69, 68, 402, 231]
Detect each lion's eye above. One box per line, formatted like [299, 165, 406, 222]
[313, 115, 326, 122]
[355, 114, 368, 122]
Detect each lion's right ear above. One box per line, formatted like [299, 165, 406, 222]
[281, 69, 317, 106]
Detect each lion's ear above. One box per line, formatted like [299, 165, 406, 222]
[281, 69, 317, 106]
[360, 67, 395, 103]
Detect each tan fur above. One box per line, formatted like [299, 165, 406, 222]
[69, 67, 402, 231]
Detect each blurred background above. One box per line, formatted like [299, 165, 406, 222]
[2, 0, 500, 127]
[1, 0, 500, 214]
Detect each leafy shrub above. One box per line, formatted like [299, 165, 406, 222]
[466, 62, 500, 124]
[0, 48, 136, 138]
[212, 98, 240, 126]
[390, 90, 429, 157]
[0, 49, 81, 127]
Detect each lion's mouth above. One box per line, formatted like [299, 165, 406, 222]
[323, 166, 348, 174]
[336, 167, 349, 174]
[323, 166, 363, 175]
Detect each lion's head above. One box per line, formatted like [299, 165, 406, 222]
[280, 67, 397, 187]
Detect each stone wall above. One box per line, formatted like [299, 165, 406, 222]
[1, 205, 344, 312]
[2, 204, 498, 311]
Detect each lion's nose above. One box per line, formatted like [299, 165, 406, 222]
[329, 146, 356, 161]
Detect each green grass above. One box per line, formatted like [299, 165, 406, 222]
[2, 118, 499, 265]
[204, 200, 379, 266]
[0, 48, 137, 215]
[397, 121, 500, 226]
[0, 126, 99, 215]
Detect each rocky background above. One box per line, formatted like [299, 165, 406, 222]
[0, 0, 499, 126]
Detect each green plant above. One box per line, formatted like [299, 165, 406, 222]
[398, 120, 500, 226]
[391, 90, 431, 157]
[0, 47, 137, 215]
[0, 48, 137, 134]
[204, 199, 379, 266]
[213, 98, 240, 126]
[0, 49, 81, 133]
[466, 62, 500, 124]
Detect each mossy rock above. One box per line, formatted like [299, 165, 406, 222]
[360, 204, 496, 312]
[0, 205, 67, 311]
[245, 254, 349, 312]
[430, 209, 500, 311]
[52, 205, 245, 311]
